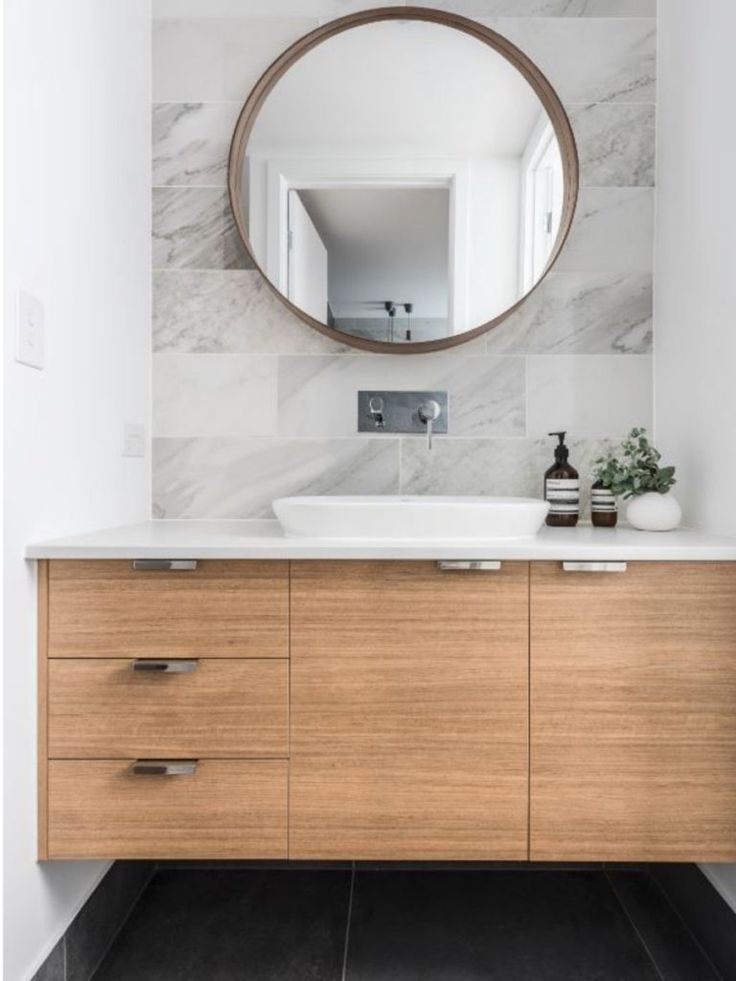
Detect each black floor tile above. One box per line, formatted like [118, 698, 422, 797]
[92, 869, 351, 981]
[66, 862, 153, 981]
[608, 871, 723, 981]
[345, 870, 662, 981]
[31, 938, 64, 981]
[651, 865, 735, 981]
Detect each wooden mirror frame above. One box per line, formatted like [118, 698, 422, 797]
[227, 5, 579, 354]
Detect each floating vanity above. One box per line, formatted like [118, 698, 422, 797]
[28, 519, 736, 864]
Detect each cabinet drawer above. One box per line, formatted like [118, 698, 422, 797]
[47, 560, 288, 658]
[48, 659, 288, 758]
[47, 759, 288, 859]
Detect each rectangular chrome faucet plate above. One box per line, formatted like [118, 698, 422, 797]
[357, 390, 449, 434]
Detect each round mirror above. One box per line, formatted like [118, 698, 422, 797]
[228, 8, 578, 353]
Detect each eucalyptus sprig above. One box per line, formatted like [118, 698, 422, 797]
[592, 428, 676, 499]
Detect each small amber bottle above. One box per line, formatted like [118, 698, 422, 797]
[591, 479, 618, 527]
[544, 431, 579, 527]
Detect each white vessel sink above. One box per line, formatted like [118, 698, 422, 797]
[272, 495, 549, 540]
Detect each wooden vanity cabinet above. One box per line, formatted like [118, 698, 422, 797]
[530, 561, 736, 861]
[289, 560, 530, 860]
[38, 556, 736, 862]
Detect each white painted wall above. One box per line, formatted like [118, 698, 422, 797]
[466, 157, 521, 329]
[654, 0, 736, 914]
[3, 1, 151, 978]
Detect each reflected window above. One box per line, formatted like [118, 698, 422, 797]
[521, 120, 564, 294]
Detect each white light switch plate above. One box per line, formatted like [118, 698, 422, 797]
[16, 290, 45, 369]
[122, 423, 146, 458]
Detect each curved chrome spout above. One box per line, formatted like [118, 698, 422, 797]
[418, 399, 441, 450]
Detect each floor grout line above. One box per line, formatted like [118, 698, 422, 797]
[341, 862, 356, 981]
[645, 871, 726, 981]
[603, 869, 666, 981]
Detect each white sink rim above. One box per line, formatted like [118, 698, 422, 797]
[272, 495, 550, 540]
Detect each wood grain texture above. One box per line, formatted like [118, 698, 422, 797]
[530, 561, 736, 861]
[37, 560, 49, 860]
[290, 561, 530, 859]
[47, 759, 288, 859]
[48, 659, 288, 759]
[48, 560, 288, 658]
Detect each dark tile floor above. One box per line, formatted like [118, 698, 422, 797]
[92, 868, 723, 981]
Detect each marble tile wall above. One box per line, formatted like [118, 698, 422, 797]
[151, 0, 655, 519]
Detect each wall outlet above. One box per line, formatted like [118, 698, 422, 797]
[122, 423, 146, 458]
[16, 290, 45, 369]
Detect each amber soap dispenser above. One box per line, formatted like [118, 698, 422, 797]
[544, 431, 579, 527]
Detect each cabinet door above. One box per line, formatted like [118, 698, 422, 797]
[531, 561, 736, 861]
[290, 561, 529, 860]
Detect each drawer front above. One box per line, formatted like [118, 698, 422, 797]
[47, 760, 288, 859]
[47, 560, 288, 658]
[48, 659, 288, 758]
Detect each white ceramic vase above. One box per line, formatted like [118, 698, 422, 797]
[625, 492, 682, 532]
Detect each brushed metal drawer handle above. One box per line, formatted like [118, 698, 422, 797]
[562, 562, 627, 573]
[132, 659, 198, 673]
[132, 560, 198, 572]
[130, 760, 198, 776]
[438, 560, 502, 571]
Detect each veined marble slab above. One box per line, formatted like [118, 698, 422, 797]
[153, 271, 350, 354]
[153, 437, 400, 518]
[153, 16, 319, 102]
[153, 0, 656, 16]
[153, 188, 251, 269]
[277, 354, 525, 438]
[400, 436, 616, 515]
[153, 354, 278, 438]
[485, 271, 652, 355]
[490, 17, 656, 104]
[570, 103, 655, 187]
[153, 102, 240, 187]
[526, 354, 652, 438]
[556, 188, 654, 272]
[420, 0, 656, 15]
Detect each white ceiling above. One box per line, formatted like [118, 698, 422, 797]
[250, 19, 545, 158]
[299, 187, 450, 318]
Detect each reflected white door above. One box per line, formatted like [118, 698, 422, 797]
[287, 190, 329, 322]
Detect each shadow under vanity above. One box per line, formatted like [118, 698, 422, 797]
[32, 542, 736, 863]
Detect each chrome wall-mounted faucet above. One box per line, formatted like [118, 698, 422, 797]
[418, 399, 441, 450]
[357, 391, 448, 449]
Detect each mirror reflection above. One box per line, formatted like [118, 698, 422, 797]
[237, 18, 568, 346]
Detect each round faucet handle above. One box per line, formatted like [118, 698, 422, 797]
[418, 400, 441, 423]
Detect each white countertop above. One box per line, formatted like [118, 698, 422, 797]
[25, 520, 736, 561]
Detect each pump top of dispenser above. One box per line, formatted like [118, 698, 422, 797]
[548, 431, 570, 464]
